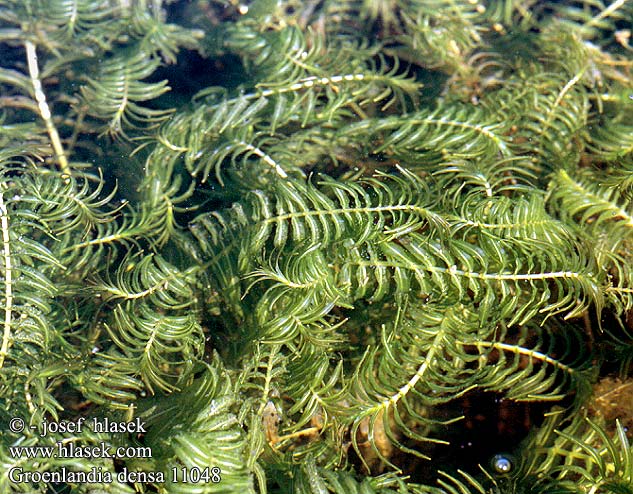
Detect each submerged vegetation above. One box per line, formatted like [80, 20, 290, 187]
[1, 0, 633, 492]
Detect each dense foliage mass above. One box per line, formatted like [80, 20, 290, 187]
[1, 0, 633, 492]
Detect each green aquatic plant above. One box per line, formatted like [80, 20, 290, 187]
[0, 0, 633, 493]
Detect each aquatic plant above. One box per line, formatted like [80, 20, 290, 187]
[0, 0, 632, 493]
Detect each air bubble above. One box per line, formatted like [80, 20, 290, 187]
[491, 453, 513, 474]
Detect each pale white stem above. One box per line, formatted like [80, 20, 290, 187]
[25, 40, 70, 175]
[0, 190, 13, 369]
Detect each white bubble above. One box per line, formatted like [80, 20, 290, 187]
[491, 454, 513, 474]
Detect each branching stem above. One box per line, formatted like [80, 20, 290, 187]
[25, 40, 70, 175]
